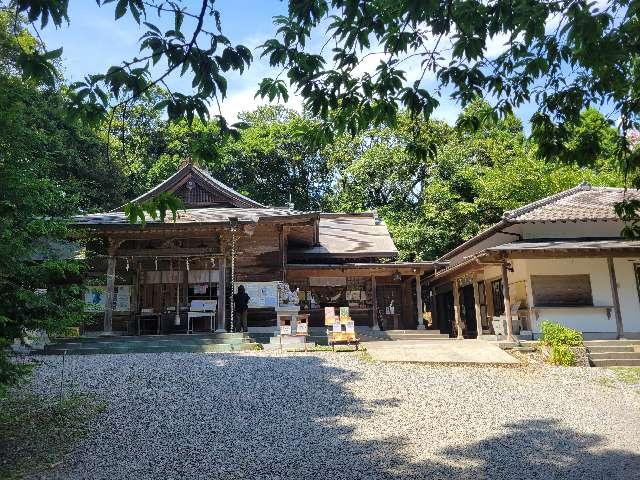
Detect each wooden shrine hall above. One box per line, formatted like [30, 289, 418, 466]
[74, 163, 434, 335]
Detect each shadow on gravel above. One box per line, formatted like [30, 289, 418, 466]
[33, 353, 640, 480]
[433, 418, 640, 480]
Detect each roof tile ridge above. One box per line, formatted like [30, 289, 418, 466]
[503, 182, 591, 220]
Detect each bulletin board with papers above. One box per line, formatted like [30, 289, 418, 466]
[233, 282, 279, 308]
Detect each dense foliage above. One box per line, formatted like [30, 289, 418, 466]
[540, 320, 584, 348]
[5, 2, 638, 171]
[540, 320, 584, 366]
[325, 100, 623, 259]
[0, 14, 118, 386]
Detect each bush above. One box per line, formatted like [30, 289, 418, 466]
[549, 344, 576, 366]
[540, 321, 583, 347]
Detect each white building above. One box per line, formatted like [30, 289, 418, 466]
[428, 183, 640, 340]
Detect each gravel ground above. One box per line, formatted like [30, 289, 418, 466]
[23, 352, 640, 480]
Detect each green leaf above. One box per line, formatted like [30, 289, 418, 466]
[115, 0, 128, 20]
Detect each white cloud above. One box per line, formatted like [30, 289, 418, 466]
[215, 85, 303, 123]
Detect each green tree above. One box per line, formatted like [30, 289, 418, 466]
[327, 101, 624, 261]
[0, 13, 119, 387]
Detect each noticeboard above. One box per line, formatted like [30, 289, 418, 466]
[233, 282, 279, 308]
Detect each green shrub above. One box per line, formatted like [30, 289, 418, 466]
[549, 344, 576, 366]
[540, 321, 583, 347]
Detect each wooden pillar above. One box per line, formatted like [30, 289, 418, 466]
[415, 274, 425, 329]
[430, 289, 438, 330]
[217, 255, 227, 331]
[103, 255, 116, 335]
[484, 277, 494, 321]
[452, 278, 463, 339]
[472, 276, 483, 338]
[280, 225, 288, 282]
[501, 261, 514, 340]
[607, 256, 624, 339]
[371, 276, 379, 330]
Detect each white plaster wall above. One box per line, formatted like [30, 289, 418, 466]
[613, 258, 640, 333]
[447, 225, 523, 265]
[523, 258, 617, 333]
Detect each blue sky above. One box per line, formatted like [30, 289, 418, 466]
[39, 0, 543, 126]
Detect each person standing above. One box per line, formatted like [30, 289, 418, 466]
[233, 285, 250, 332]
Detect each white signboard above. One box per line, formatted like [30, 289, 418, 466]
[296, 322, 308, 335]
[332, 320, 342, 333]
[345, 320, 355, 333]
[280, 325, 292, 335]
[234, 282, 279, 308]
[114, 285, 131, 311]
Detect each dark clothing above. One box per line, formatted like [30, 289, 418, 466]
[232, 288, 250, 332]
[233, 292, 250, 312]
[236, 310, 248, 332]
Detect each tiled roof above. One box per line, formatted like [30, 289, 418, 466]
[486, 238, 640, 253]
[74, 207, 313, 226]
[438, 183, 634, 262]
[505, 184, 639, 222]
[289, 213, 398, 258]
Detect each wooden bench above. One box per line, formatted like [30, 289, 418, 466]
[328, 331, 360, 351]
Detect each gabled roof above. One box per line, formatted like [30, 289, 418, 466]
[438, 183, 633, 262]
[116, 163, 264, 210]
[288, 213, 398, 259]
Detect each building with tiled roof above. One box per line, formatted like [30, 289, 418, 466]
[74, 163, 431, 335]
[428, 183, 640, 341]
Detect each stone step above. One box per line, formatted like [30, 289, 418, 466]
[51, 333, 246, 343]
[43, 342, 260, 355]
[50, 337, 247, 348]
[359, 337, 453, 343]
[589, 352, 640, 360]
[590, 358, 640, 367]
[246, 334, 329, 345]
[363, 332, 451, 341]
[583, 340, 640, 347]
[587, 345, 635, 353]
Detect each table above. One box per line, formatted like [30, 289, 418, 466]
[384, 313, 400, 330]
[187, 311, 215, 333]
[136, 313, 162, 335]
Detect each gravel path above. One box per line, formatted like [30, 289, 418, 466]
[25, 352, 640, 480]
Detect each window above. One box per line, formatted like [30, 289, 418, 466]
[491, 279, 505, 316]
[531, 275, 593, 307]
